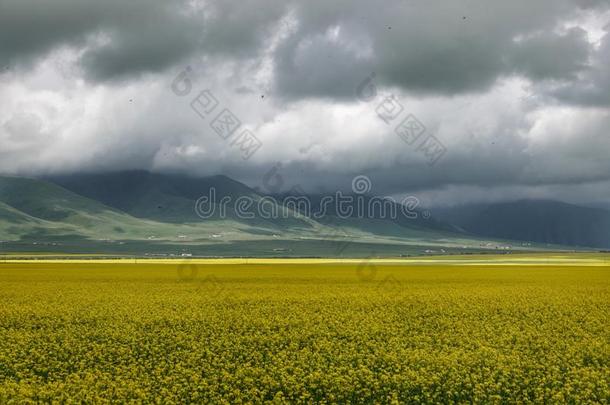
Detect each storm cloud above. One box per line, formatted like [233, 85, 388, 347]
[0, 0, 609, 206]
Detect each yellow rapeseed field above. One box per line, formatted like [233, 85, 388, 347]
[0, 255, 608, 403]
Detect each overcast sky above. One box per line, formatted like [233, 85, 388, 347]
[1, 0, 609, 206]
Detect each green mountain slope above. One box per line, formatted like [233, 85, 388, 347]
[49, 171, 318, 231]
[0, 176, 169, 242]
[0, 175, 318, 244]
[0, 174, 562, 256]
[51, 171, 465, 237]
[0, 200, 36, 224]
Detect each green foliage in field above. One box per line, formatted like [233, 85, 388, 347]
[0, 261, 608, 403]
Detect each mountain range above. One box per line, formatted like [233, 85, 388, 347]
[0, 171, 606, 256]
[435, 200, 610, 249]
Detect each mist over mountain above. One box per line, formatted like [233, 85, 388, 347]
[436, 200, 610, 249]
[0, 171, 604, 256]
[2, 171, 523, 257]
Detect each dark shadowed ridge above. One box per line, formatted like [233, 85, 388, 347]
[0, 175, 125, 220]
[47, 171, 270, 223]
[0, 174, 585, 256]
[47, 171, 253, 219]
[273, 192, 459, 235]
[48, 171, 461, 235]
[435, 200, 610, 249]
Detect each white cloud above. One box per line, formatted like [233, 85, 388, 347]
[0, 0, 609, 206]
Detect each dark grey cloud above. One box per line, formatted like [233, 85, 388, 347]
[0, 0, 103, 65]
[271, 0, 607, 98]
[78, 2, 202, 81]
[0, 0, 287, 81]
[1, 0, 609, 207]
[543, 27, 610, 106]
[509, 28, 591, 81]
[1, 0, 606, 92]
[0, 0, 173, 71]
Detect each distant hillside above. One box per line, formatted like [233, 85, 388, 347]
[435, 200, 610, 249]
[0, 173, 567, 256]
[48, 171, 315, 230]
[0, 175, 194, 243]
[49, 171, 465, 238]
[274, 192, 459, 238]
